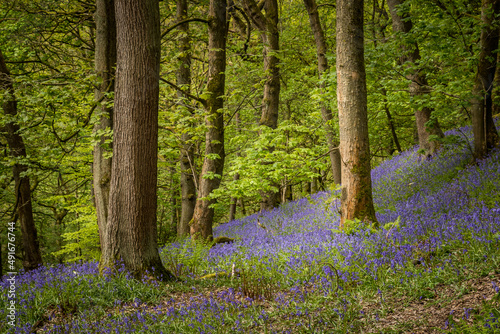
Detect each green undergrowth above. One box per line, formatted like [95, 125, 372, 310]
[3, 143, 500, 333]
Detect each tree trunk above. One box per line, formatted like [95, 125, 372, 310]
[190, 0, 227, 241]
[93, 0, 116, 252]
[260, 0, 281, 211]
[101, 0, 173, 280]
[387, 0, 444, 156]
[0, 50, 43, 271]
[228, 173, 239, 221]
[472, 0, 500, 159]
[336, 0, 377, 228]
[311, 177, 318, 194]
[382, 88, 402, 153]
[493, 52, 500, 116]
[303, 0, 342, 184]
[170, 164, 180, 240]
[242, 0, 281, 211]
[176, 0, 197, 237]
[229, 112, 242, 222]
[239, 198, 247, 216]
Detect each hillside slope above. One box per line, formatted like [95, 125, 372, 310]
[2, 126, 500, 333]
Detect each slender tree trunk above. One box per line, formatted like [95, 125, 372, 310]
[228, 173, 239, 221]
[170, 164, 180, 240]
[0, 50, 42, 271]
[382, 88, 402, 153]
[176, 0, 197, 237]
[311, 173, 318, 194]
[303, 0, 342, 184]
[472, 0, 500, 159]
[101, 0, 173, 280]
[93, 0, 116, 252]
[190, 0, 227, 241]
[281, 104, 293, 203]
[259, 0, 281, 211]
[336, 0, 377, 228]
[387, 0, 444, 156]
[242, 0, 281, 211]
[239, 198, 247, 216]
[228, 113, 241, 222]
[493, 52, 500, 116]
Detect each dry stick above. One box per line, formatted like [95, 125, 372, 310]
[326, 263, 340, 294]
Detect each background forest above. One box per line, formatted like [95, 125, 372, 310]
[0, 0, 498, 274]
[2, 0, 500, 333]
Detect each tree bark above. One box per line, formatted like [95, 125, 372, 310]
[336, 0, 377, 228]
[242, 0, 281, 211]
[170, 165, 179, 238]
[382, 88, 402, 153]
[472, 0, 500, 159]
[101, 0, 173, 280]
[303, 0, 342, 184]
[93, 0, 116, 253]
[228, 112, 242, 222]
[0, 50, 43, 271]
[228, 173, 239, 221]
[190, 0, 227, 241]
[387, 0, 444, 156]
[176, 0, 197, 237]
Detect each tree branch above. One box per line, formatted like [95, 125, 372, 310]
[159, 77, 207, 107]
[161, 18, 209, 39]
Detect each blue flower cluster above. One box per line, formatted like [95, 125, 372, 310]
[1, 125, 499, 333]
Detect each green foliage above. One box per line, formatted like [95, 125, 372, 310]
[0, 0, 495, 268]
[51, 204, 100, 262]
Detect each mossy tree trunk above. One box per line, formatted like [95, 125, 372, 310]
[190, 0, 227, 241]
[0, 50, 43, 271]
[336, 0, 377, 228]
[303, 0, 342, 185]
[242, 0, 281, 211]
[93, 0, 116, 256]
[176, 0, 197, 237]
[471, 0, 500, 159]
[387, 0, 444, 156]
[101, 0, 174, 280]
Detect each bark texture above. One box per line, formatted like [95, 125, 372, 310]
[93, 0, 116, 250]
[190, 0, 227, 241]
[242, 0, 281, 211]
[336, 0, 377, 228]
[472, 0, 500, 159]
[382, 88, 402, 153]
[387, 0, 444, 156]
[228, 112, 242, 222]
[0, 50, 42, 271]
[101, 0, 173, 280]
[176, 0, 197, 237]
[303, 0, 342, 184]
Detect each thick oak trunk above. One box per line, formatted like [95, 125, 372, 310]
[176, 0, 197, 237]
[303, 0, 342, 184]
[101, 0, 173, 280]
[93, 0, 116, 252]
[336, 0, 377, 228]
[190, 0, 227, 241]
[0, 50, 42, 271]
[387, 0, 444, 156]
[472, 0, 500, 159]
